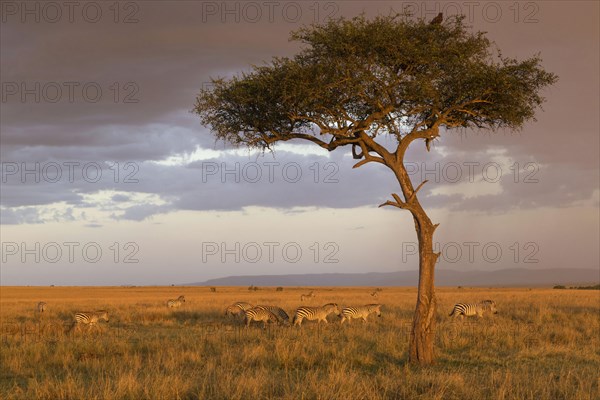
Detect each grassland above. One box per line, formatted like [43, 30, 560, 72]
[1, 286, 598, 400]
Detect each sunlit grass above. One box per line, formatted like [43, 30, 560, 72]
[1, 286, 598, 399]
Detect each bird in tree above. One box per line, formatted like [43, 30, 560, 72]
[429, 12, 443, 25]
[193, 14, 557, 365]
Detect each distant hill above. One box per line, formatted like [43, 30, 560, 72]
[187, 268, 599, 287]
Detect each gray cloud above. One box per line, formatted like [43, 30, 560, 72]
[1, 1, 598, 223]
[0, 207, 43, 225]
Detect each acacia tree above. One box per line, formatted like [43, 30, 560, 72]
[193, 14, 556, 364]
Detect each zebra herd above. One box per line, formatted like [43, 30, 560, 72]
[33, 295, 499, 333]
[230, 300, 498, 328]
[225, 301, 384, 328]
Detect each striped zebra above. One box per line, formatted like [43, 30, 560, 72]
[255, 305, 290, 325]
[225, 302, 254, 318]
[244, 307, 281, 328]
[293, 303, 339, 326]
[481, 300, 496, 309]
[449, 300, 498, 319]
[167, 295, 185, 308]
[480, 300, 498, 314]
[300, 291, 315, 302]
[370, 291, 378, 299]
[340, 304, 382, 324]
[69, 310, 109, 333]
[37, 301, 47, 313]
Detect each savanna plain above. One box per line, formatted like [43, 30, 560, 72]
[1, 286, 598, 400]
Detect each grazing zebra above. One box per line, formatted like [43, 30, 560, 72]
[340, 304, 382, 324]
[225, 302, 254, 318]
[69, 310, 109, 333]
[244, 307, 281, 328]
[167, 295, 185, 308]
[37, 301, 47, 313]
[293, 303, 340, 326]
[449, 300, 498, 319]
[255, 305, 290, 325]
[300, 291, 315, 302]
[370, 291, 378, 299]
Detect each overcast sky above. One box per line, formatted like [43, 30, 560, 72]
[1, 1, 598, 285]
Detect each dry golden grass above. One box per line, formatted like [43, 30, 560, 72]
[1, 286, 598, 400]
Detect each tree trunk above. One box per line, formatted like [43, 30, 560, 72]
[408, 214, 438, 365]
[385, 156, 439, 365]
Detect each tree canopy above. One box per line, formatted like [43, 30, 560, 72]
[194, 14, 557, 156]
[193, 12, 557, 365]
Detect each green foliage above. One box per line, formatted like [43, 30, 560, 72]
[194, 14, 557, 150]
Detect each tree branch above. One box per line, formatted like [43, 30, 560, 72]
[408, 180, 428, 203]
[378, 191, 417, 210]
[263, 131, 360, 152]
[352, 143, 363, 159]
[351, 138, 386, 168]
[353, 156, 385, 169]
[378, 179, 428, 211]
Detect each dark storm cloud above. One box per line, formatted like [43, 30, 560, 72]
[1, 1, 598, 222]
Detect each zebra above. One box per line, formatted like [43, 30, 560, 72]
[449, 300, 498, 319]
[69, 310, 109, 333]
[300, 291, 315, 302]
[370, 291, 378, 299]
[293, 303, 339, 326]
[481, 299, 496, 308]
[480, 300, 498, 314]
[255, 305, 290, 325]
[167, 295, 185, 308]
[225, 302, 254, 318]
[37, 301, 47, 313]
[244, 307, 281, 328]
[340, 304, 382, 324]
